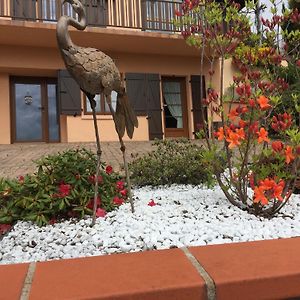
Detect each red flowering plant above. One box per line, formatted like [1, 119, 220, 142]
[175, 0, 300, 216]
[0, 148, 128, 226]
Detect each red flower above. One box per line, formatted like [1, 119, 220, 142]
[86, 197, 101, 209]
[116, 181, 125, 190]
[88, 175, 103, 184]
[271, 141, 284, 153]
[49, 218, 57, 225]
[113, 196, 124, 206]
[120, 189, 128, 197]
[148, 199, 157, 207]
[18, 176, 24, 183]
[296, 60, 300, 67]
[174, 9, 182, 17]
[248, 98, 256, 107]
[105, 165, 113, 175]
[271, 113, 292, 132]
[96, 208, 106, 218]
[58, 184, 71, 197]
[0, 224, 12, 235]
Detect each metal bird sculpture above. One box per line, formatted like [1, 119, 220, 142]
[57, 0, 138, 223]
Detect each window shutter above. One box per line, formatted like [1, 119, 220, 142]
[12, 0, 36, 19]
[125, 73, 163, 140]
[85, 0, 106, 27]
[146, 74, 163, 140]
[58, 70, 82, 116]
[191, 75, 207, 136]
[125, 73, 148, 116]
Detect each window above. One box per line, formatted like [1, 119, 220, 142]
[84, 91, 117, 114]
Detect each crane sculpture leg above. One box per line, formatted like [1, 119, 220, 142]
[86, 93, 102, 226]
[106, 94, 135, 214]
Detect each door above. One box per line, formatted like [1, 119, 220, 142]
[162, 77, 188, 138]
[11, 78, 60, 143]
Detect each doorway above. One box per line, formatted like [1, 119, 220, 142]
[11, 77, 60, 143]
[162, 77, 188, 138]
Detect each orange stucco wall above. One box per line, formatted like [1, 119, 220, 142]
[0, 73, 11, 144]
[0, 21, 234, 144]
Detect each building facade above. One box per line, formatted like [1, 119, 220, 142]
[0, 0, 226, 144]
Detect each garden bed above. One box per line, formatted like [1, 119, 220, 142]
[1, 185, 300, 265]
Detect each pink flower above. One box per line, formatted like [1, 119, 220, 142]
[120, 189, 128, 197]
[105, 165, 113, 175]
[113, 196, 124, 206]
[86, 197, 101, 209]
[96, 208, 106, 218]
[148, 199, 157, 207]
[116, 181, 125, 190]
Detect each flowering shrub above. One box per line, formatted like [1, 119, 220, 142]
[129, 139, 215, 186]
[176, 0, 300, 216]
[0, 148, 127, 226]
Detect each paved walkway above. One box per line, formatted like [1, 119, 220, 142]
[0, 141, 155, 179]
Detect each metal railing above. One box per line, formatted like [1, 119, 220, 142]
[0, 0, 183, 32]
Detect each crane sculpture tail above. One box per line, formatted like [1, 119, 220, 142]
[115, 92, 138, 139]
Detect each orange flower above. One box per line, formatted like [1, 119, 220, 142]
[235, 128, 246, 140]
[285, 146, 295, 164]
[259, 178, 275, 191]
[226, 131, 240, 149]
[225, 128, 246, 149]
[228, 108, 239, 120]
[257, 95, 272, 110]
[272, 180, 285, 201]
[239, 120, 247, 128]
[253, 186, 269, 205]
[257, 127, 270, 143]
[215, 127, 225, 141]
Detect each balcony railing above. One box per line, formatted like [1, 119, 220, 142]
[0, 0, 183, 32]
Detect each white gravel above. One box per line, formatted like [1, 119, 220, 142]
[1, 185, 300, 265]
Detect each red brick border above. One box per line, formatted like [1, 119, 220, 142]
[1, 238, 300, 300]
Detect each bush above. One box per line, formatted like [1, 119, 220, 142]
[129, 139, 215, 187]
[0, 148, 127, 226]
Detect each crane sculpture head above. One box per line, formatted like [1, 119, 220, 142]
[63, 0, 84, 16]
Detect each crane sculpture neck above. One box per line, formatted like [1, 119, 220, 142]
[56, 12, 87, 50]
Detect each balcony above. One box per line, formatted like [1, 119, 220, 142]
[0, 0, 183, 32]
